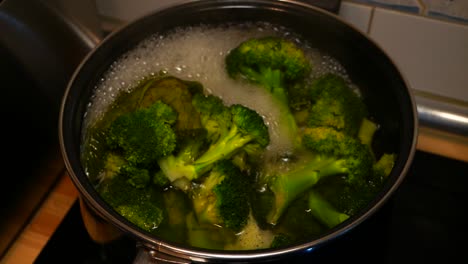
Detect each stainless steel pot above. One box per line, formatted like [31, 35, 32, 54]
[59, 1, 418, 263]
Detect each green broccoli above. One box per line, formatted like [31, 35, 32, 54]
[225, 36, 311, 146]
[97, 155, 164, 233]
[336, 153, 396, 215]
[307, 190, 349, 228]
[301, 127, 374, 185]
[191, 160, 251, 232]
[186, 212, 233, 250]
[137, 76, 204, 135]
[191, 93, 231, 143]
[336, 153, 396, 216]
[307, 73, 368, 137]
[106, 100, 178, 165]
[262, 126, 373, 225]
[358, 118, 379, 146]
[158, 101, 269, 186]
[373, 153, 396, 180]
[270, 233, 294, 249]
[94, 99, 186, 233]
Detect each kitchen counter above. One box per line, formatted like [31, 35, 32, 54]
[0, 173, 78, 264]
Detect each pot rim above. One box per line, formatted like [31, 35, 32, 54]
[59, 0, 419, 262]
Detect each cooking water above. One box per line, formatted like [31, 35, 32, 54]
[85, 22, 351, 158]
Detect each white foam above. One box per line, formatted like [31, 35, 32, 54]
[85, 22, 350, 157]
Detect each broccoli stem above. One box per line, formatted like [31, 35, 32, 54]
[242, 67, 299, 147]
[358, 118, 379, 146]
[185, 212, 226, 250]
[159, 125, 258, 185]
[194, 126, 251, 167]
[308, 190, 349, 228]
[275, 97, 299, 146]
[266, 156, 348, 225]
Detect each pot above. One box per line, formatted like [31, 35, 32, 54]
[59, 0, 418, 263]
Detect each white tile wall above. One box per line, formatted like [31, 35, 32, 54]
[369, 7, 468, 101]
[338, 1, 373, 33]
[349, 0, 421, 13]
[422, 0, 468, 22]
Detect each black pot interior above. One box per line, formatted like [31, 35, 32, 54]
[60, 0, 416, 261]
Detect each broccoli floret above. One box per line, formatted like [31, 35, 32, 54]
[99, 152, 151, 189]
[333, 153, 395, 216]
[226, 36, 311, 146]
[185, 212, 231, 250]
[97, 162, 164, 234]
[308, 190, 349, 228]
[106, 100, 177, 165]
[302, 127, 396, 216]
[270, 233, 294, 249]
[224, 212, 275, 250]
[358, 118, 379, 146]
[191, 160, 251, 232]
[153, 171, 171, 187]
[119, 164, 151, 189]
[156, 188, 192, 243]
[192, 93, 231, 143]
[99, 152, 127, 182]
[226, 37, 311, 88]
[373, 153, 396, 181]
[308, 73, 368, 136]
[158, 102, 269, 186]
[262, 126, 373, 225]
[137, 76, 204, 135]
[302, 127, 374, 185]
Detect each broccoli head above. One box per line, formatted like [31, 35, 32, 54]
[302, 127, 396, 216]
[338, 153, 396, 214]
[302, 126, 374, 185]
[158, 101, 269, 186]
[192, 93, 231, 143]
[106, 100, 177, 165]
[308, 73, 368, 136]
[261, 126, 373, 225]
[270, 233, 294, 249]
[335, 153, 396, 215]
[225, 36, 312, 147]
[97, 160, 164, 233]
[226, 36, 311, 88]
[191, 160, 251, 232]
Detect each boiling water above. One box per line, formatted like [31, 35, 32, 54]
[83, 22, 355, 250]
[84, 22, 351, 158]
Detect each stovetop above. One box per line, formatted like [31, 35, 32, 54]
[34, 150, 467, 263]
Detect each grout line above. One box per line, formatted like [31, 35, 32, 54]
[416, 0, 427, 15]
[366, 6, 375, 35]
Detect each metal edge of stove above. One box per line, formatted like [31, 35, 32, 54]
[414, 90, 468, 162]
[414, 90, 468, 136]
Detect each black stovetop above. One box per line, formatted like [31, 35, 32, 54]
[35, 150, 467, 264]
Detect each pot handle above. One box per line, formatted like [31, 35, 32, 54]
[133, 246, 191, 264]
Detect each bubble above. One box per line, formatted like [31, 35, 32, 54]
[85, 21, 351, 159]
